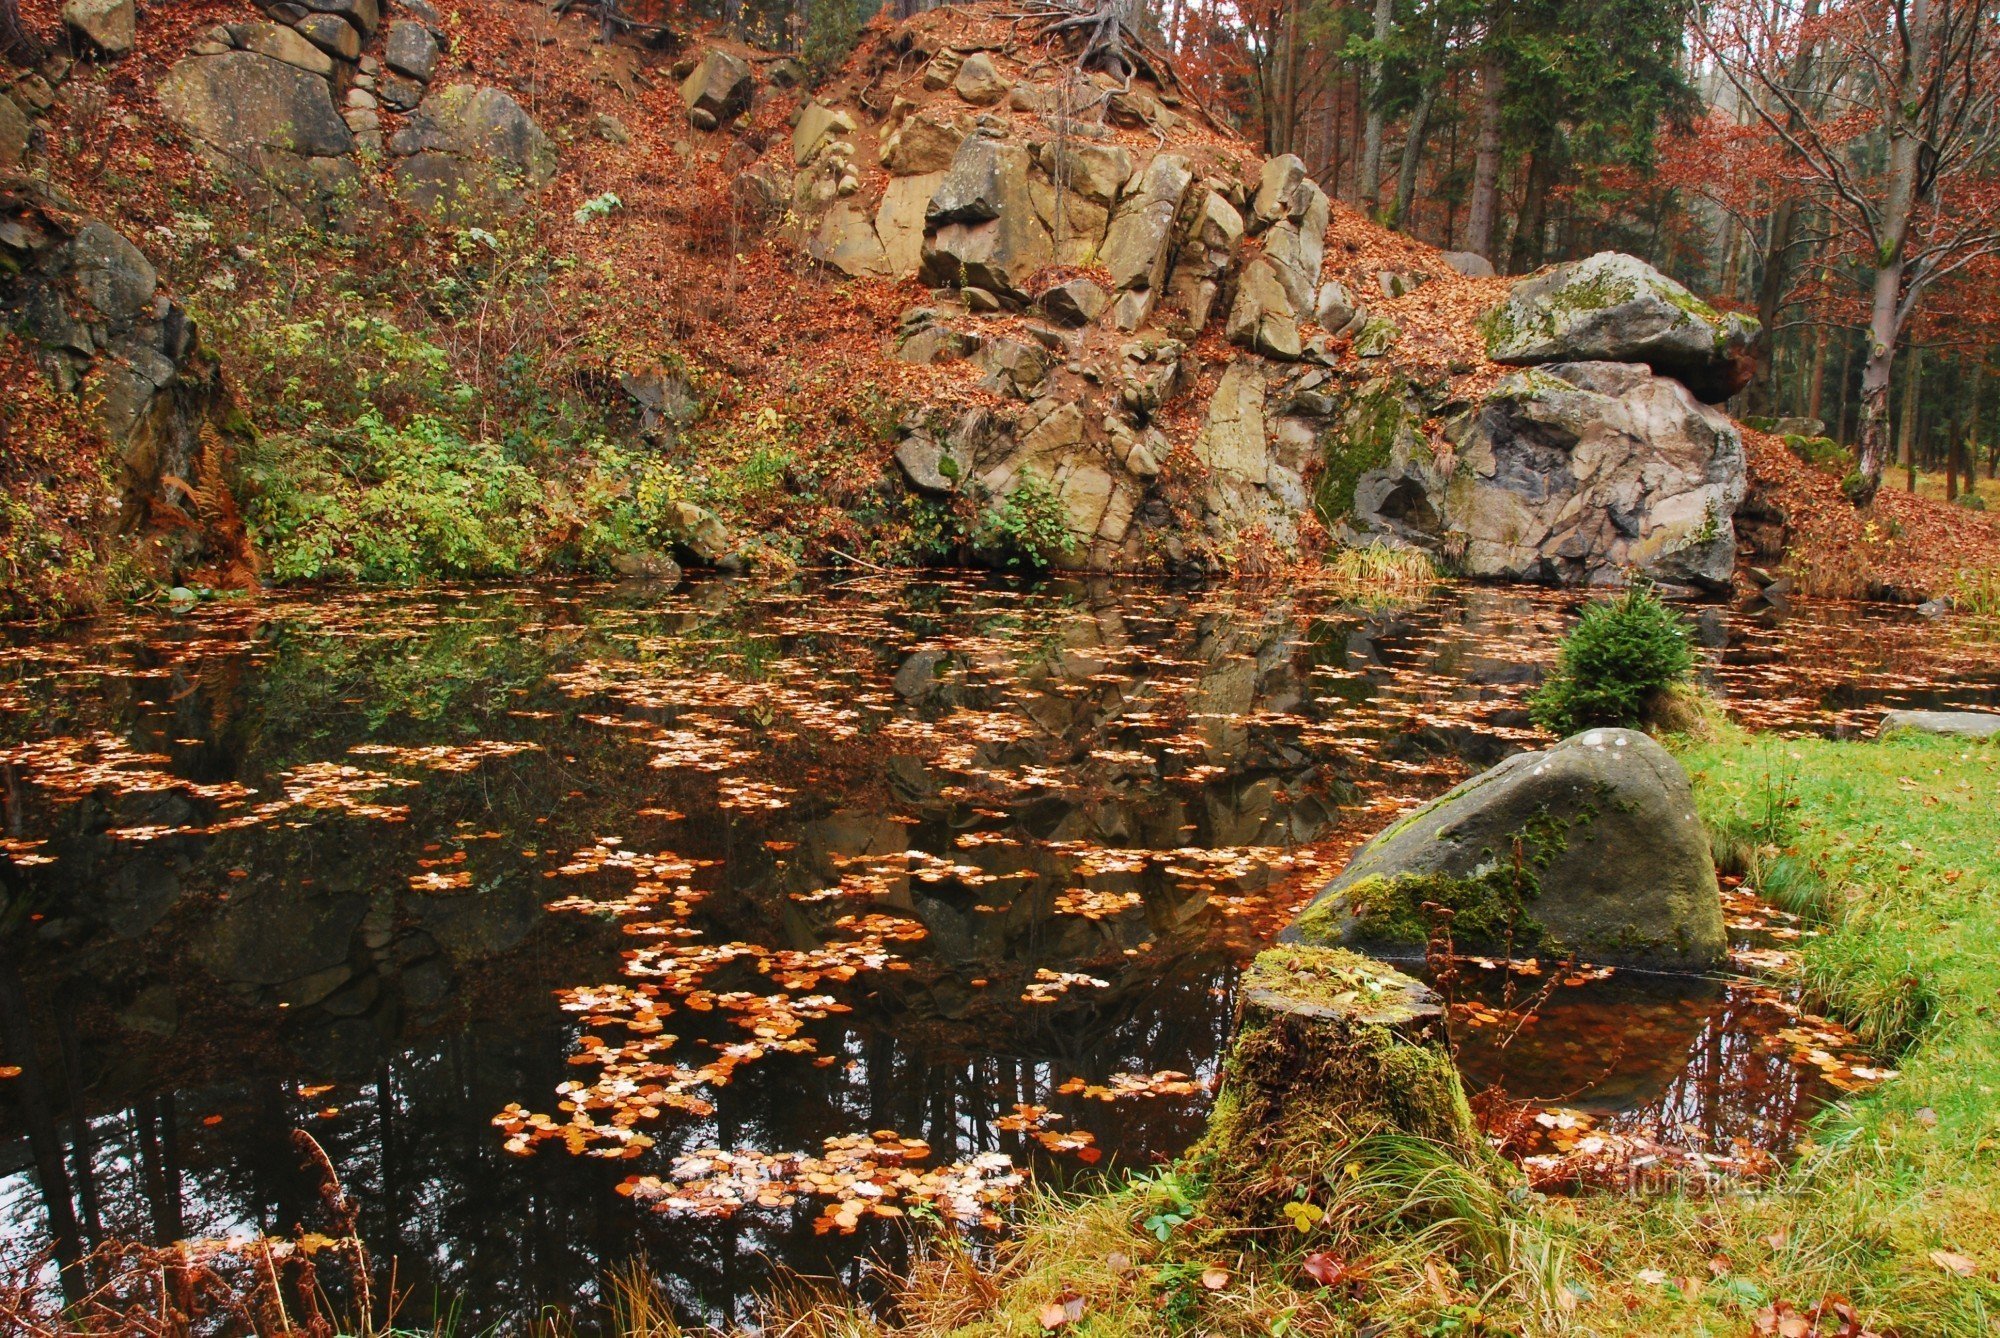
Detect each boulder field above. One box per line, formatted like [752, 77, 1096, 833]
[764, 11, 1761, 581]
[4, 0, 1769, 587]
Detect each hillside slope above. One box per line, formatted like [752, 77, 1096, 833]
[2, 0, 1995, 612]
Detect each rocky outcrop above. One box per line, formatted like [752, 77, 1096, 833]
[1286, 727, 1726, 970]
[1484, 251, 1759, 404]
[1346, 362, 1747, 590]
[681, 49, 753, 131]
[389, 85, 557, 222]
[63, 0, 135, 55]
[0, 182, 250, 577]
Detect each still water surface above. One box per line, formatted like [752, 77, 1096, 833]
[0, 577, 1993, 1324]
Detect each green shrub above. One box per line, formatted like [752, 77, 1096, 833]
[1528, 586, 1697, 736]
[982, 470, 1074, 571]
[1781, 433, 1853, 475]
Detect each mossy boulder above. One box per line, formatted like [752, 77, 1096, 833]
[1481, 251, 1758, 403]
[1286, 728, 1724, 970]
[1196, 946, 1486, 1223]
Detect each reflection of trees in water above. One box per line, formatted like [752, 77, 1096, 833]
[4, 577, 1983, 1325]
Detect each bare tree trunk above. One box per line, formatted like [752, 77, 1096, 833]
[1852, 0, 1932, 505]
[1359, 0, 1395, 216]
[1893, 343, 1922, 493]
[1391, 83, 1439, 230]
[1806, 309, 1830, 424]
[1, 0, 46, 65]
[1465, 52, 1503, 261]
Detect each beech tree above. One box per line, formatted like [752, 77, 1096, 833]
[1699, 0, 2000, 503]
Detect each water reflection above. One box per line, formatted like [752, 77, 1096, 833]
[0, 577, 1992, 1325]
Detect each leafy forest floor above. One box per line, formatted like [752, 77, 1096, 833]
[694, 728, 2000, 1338]
[5, 0, 2000, 614]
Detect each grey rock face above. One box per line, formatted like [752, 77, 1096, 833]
[1348, 361, 1747, 590]
[1876, 710, 2000, 741]
[0, 94, 29, 170]
[62, 0, 135, 54]
[384, 19, 440, 82]
[302, 0, 380, 39]
[159, 51, 354, 159]
[680, 49, 753, 131]
[1483, 251, 1760, 404]
[1286, 727, 1725, 970]
[390, 85, 557, 222]
[295, 13, 363, 59]
[1037, 276, 1109, 327]
[227, 21, 335, 76]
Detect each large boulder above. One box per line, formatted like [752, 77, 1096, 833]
[680, 49, 753, 131]
[1287, 727, 1725, 970]
[390, 85, 557, 223]
[1483, 251, 1760, 403]
[1348, 361, 1746, 590]
[1224, 256, 1301, 360]
[159, 51, 353, 159]
[1099, 152, 1190, 327]
[384, 20, 441, 83]
[62, 0, 135, 55]
[920, 137, 1051, 297]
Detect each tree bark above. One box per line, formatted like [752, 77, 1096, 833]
[1359, 0, 1396, 216]
[1852, 0, 1933, 505]
[1391, 82, 1440, 230]
[0, 0, 45, 66]
[1465, 51, 1504, 261]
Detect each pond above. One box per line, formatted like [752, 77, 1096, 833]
[1, 577, 1994, 1327]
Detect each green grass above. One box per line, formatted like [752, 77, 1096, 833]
[761, 728, 2000, 1338]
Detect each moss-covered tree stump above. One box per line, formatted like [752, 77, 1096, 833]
[1195, 946, 1487, 1224]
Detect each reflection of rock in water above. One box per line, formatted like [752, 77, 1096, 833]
[1449, 972, 1726, 1115]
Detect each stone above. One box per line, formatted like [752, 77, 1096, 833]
[952, 51, 1009, 105]
[1483, 251, 1760, 403]
[809, 199, 887, 277]
[346, 87, 378, 110]
[159, 51, 354, 159]
[594, 113, 631, 144]
[922, 52, 961, 89]
[977, 336, 1050, 399]
[1377, 269, 1424, 298]
[1251, 153, 1310, 230]
[62, 0, 134, 55]
[680, 49, 753, 131]
[390, 85, 558, 222]
[610, 550, 683, 582]
[1876, 710, 2000, 741]
[0, 95, 30, 172]
[1107, 86, 1178, 133]
[227, 21, 335, 77]
[766, 57, 808, 88]
[1196, 360, 1268, 484]
[1442, 249, 1495, 278]
[344, 108, 380, 133]
[1287, 727, 1725, 970]
[399, 0, 445, 31]
[1035, 140, 1131, 203]
[1346, 360, 1747, 591]
[1314, 279, 1359, 332]
[921, 139, 1051, 297]
[962, 285, 1002, 313]
[895, 431, 969, 494]
[669, 500, 734, 565]
[880, 110, 963, 175]
[384, 20, 440, 82]
[1037, 276, 1108, 327]
[303, 0, 380, 39]
[1101, 153, 1191, 297]
[379, 74, 423, 111]
[1167, 189, 1243, 332]
[874, 170, 945, 276]
[1224, 255, 1302, 361]
[792, 100, 854, 165]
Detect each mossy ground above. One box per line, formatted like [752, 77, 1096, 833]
[689, 727, 2000, 1338]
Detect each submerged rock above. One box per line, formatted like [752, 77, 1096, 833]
[1287, 727, 1725, 970]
